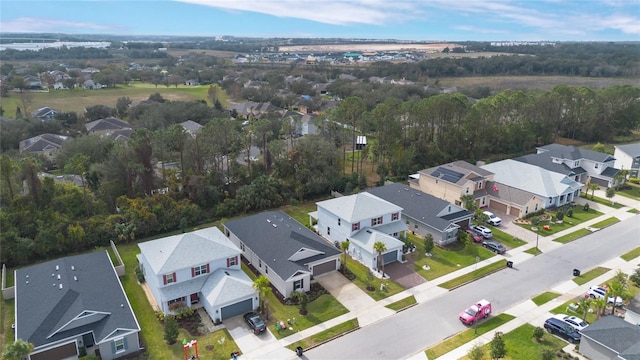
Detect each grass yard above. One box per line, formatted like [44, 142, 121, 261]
[458, 324, 571, 360]
[285, 318, 359, 351]
[553, 229, 591, 244]
[628, 208, 639, 214]
[531, 292, 561, 306]
[424, 314, 515, 359]
[590, 217, 620, 228]
[281, 198, 329, 228]
[573, 267, 610, 286]
[491, 227, 528, 249]
[518, 206, 603, 237]
[385, 295, 417, 311]
[407, 233, 496, 281]
[525, 247, 543, 255]
[616, 184, 640, 201]
[2, 81, 216, 118]
[344, 260, 404, 301]
[621, 247, 640, 261]
[439, 261, 508, 290]
[581, 192, 625, 209]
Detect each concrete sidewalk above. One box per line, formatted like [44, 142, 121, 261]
[240, 194, 639, 360]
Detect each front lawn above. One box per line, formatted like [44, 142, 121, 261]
[385, 295, 417, 311]
[553, 229, 591, 244]
[344, 259, 404, 301]
[581, 192, 625, 209]
[573, 267, 610, 285]
[517, 206, 603, 236]
[532, 292, 561, 306]
[438, 260, 508, 290]
[407, 233, 496, 281]
[491, 227, 528, 249]
[590, 217, 620, 228]
[621, 246, 640, 261]
[286, 318, 359, 351]
[618, 185, 640, 200]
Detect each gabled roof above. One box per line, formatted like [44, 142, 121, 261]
[316, 192, 402, 224]
[615, 142, 640, 158]
[223, 211, 340, 280]
[580, 316, 640, 359]
[15, 251, 139, 348]
[19, 133, 70, 153]
[351, 228, 404, 253]
[365, 183, 472, 231]
[138, 227, 240, 275]
[485, 180, 538, 206]
[538, 144, 615, 163]
[419, 160, 492, 186]
[201, 269, 256, 307]
[481, 159, 582, 197]
[514, 153, 586, 177]
[180, 120, 203, 136]
[32, 106, 59, 118]
[85, 117, 131, 132]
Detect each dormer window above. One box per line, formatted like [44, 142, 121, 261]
[371, 216, 383, 226]
[227, 256, 238, 267]
[163, 272, 176, 285]
[391, 212, 399, 221]
[352, 222, 360, 231]
[338, 218, 341, 226]
[574, 161, 579, 167]
[192, 264, 209, 277]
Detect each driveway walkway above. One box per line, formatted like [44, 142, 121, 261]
[384, 254, 427, 289]
[315, 271, 376, 312]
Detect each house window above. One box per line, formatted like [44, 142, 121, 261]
[168, 296, 186, 305]
[535, 203, 539, 211]
[265, 266, 269, 274]
[193, 264, 208, 276]
[393, 232, 399, 237]
[352, 222, 360, 231]
[481, 197, 486, 205]
[478, 182, 483, 189]
[258, 259, 262, 268]
[227, 256, 238, 267]
[595, 163, 599, 169]
[465, 187, 470, 194]
[327, 227, 331, 235]
[114, 338, 125, 353]
[240, 243, 245, 251]
[391, 212, 399, 221]
[525, 206, 529, 214]
[574, 161, 579, 167]
[293, 279, 304, 290]
[371, 217, 383, 226]
[164, 273, 175, 284]
[338, 218, 341, 226]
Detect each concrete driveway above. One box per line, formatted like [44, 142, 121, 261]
[487, 211, 537, 244]
[223, 313, 278, 355]
[316, 271, 376, 312]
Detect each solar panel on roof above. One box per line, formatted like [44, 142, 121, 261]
[433, 167, 464, 183]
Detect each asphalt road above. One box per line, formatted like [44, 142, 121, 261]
[305, 217, 640, 360]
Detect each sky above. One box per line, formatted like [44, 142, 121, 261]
[1, 0, 639, 41]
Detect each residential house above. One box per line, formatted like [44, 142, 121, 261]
[31, 106, 60, 121]
[14, 251, 141, 360]
[85, 117, 132, 137]
[519, 144, 620, 187]
[365, 183, 473, 246]
[624, 292, 640, 326]
[223, 211, 341, 299]
[579, 316, 640, 360]
[137, 227, 258, 320]
[481, 159, 582, 210]
[180, 120, 203, 137]
[19, 133, 70, 162]
[614, 142, 640, 178]
[228, 101, 284, 118]
[313, 193, 406, 271]
[410, 160, 544, 217]
[23, 75, 42, 89]
[108, 128, 134, 142]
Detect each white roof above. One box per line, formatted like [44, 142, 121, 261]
[138, 227, 240, 274]
[481, 159, 582, 198]
[317, 193, 402, 223]
[351, 229, 404, 253]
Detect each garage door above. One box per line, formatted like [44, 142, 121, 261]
[31, 342, 77, 360]
[489, 200, 508, 213]
[313, 259, 336, 276]
[510, 207, 520, 217]
[591, 178, 608, 187]
[220, 298, 253, 320]
[382, 250, 398, 264]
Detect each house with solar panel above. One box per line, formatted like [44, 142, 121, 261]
[13, 251, 142, 360]
[136, 227, 258, 321]
[223, 211, 341, 299]
[409, 160, 544, 218]
[313, 193, 407, 272]
[365, 183, 474, 246]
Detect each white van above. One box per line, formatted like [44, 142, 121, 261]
[483, 211, 502, 226]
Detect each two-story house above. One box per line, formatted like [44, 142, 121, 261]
[517, 144, 621, 187]
[365, 183, 474, 246]
[13, 251, 142, 360]
[314, 193, 407, 271]
[614, 142, 640, 178]
[223, 210, 340, 299]
[136, 227, 258, 321]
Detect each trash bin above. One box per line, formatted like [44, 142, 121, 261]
[573, 269, 580, 276]
[506, 260, 513, 268]
[296, 346, 304, 357]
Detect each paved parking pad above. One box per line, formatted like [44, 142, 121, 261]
[223, 314, 278, 355]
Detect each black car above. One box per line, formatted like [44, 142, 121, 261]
[244, 312, 266, 334]
[544, 317, 581, 343]
[482, 240, 506, 254]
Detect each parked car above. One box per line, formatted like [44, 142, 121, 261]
[483, 211, 502, 226]
[472, 225, 493, 238]
[465, 229, 484, 243]
[544, 317, 581, 343]
[482, 240, 506, 254]
[553, 314, 589, 332]
[586, 285, 624, 306]
[244, 312, 266, 334]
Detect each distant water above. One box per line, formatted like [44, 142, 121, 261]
[0, 41, 111, 51]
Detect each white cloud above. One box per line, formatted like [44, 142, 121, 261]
[1, 17, 116, 33]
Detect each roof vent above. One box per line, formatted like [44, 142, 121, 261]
[25, 281, 29, 284]
[224, 271, 230, 276]
[59, 284, 63, 290]
[52, 273, 55, 277]
[56, 265, 59, 271]
[74, 276, 78, 281]
[57, 274, 61, 280]
[25, 275, 29, 278]
[267, 219, 271, 223]
[121, 304, 124, 308]
[71, 266, 75, 271]
[272, 224, 277, 228]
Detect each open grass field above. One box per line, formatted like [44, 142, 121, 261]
[438, 75, 640, 92]
[1, 81, 219, 118]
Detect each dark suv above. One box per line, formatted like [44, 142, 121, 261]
[544, 317, 581, 343]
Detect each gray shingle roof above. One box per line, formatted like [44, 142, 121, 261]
[485, 180, 537, 206]
[580, 316, 640, 358]
[223, 211, 340, 280]
[514, 153, 586, 177]
[316, 193, 402, 223]
[364, 183, 472, 232]
[538, 144, 615, 163]
[15, 251, 139, 348]
[616, 142, 640, 158]
[85, 117, 131, 132]
[19, 133, 70, 153]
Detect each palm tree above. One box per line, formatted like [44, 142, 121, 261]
[253, 275, 272, 320]
[587, 182, 599, 199]
[373, 241, 387, 276]
[607, 280, 627, 315]
[340, 240, 350, 274]
[591, 297, 607, 319]
[577, 296, 592, 321]
[2, 339, 34, 360]
[460, 194, 477, 212]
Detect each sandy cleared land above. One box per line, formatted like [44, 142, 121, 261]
[278, 43, 461, 53]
